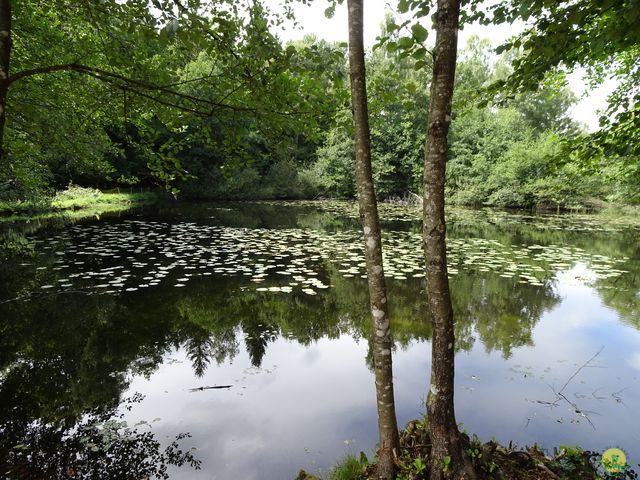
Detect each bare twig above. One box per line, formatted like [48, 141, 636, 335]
[533, 348, 606, 429]
[556, 346, 605, 396]
[556, 392, 596, 430]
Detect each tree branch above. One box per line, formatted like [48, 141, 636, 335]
[7, 63, 260, 113]
[7, 63, 338, 119]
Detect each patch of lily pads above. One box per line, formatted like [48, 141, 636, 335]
[255, 200, 640, 233]
[19, 212, 631, 299]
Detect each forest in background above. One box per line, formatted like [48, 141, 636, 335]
[1, 1, 638, 212]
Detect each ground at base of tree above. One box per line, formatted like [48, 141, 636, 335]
[298, 418, 631, 480]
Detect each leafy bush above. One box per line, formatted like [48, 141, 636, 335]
[53, 184, 101, 204]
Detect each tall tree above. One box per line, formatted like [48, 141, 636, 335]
[422, 0, 476, 478]
[346, 0, 399, 478]
[0, 0, 10, 162]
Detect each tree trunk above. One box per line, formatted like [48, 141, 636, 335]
[423, 1, 476, 479]
[0, 0, 11, 164]
[346, 1, 399, 478]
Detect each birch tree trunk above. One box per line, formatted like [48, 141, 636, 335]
[423, 0, 477, 479]
[346, 0, 399, 478]
[0, 0, 11, 164]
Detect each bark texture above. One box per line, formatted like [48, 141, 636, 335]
[423, 0, 477, 479]
[346, 0, 399, 478]
[0, 0, 11, 163]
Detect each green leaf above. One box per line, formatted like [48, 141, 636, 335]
[397, 36, 414, 49]
[324, 5, 335, 18]
[495, 44, 507, 54]
[413, 60, 427, 70]
[411, 23, 428, 43]
[411, 47, 426, 59]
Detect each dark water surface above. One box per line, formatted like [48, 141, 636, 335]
[1, 201, 639, 479]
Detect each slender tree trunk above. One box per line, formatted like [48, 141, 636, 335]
[346, 1, 399, 478]
[423, 1, 476, 479]
[0, 0, 11, 164]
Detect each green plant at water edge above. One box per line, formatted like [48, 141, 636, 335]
[51, 184, 158, 210]
[328, 454, 366, 480]
[548, 445, 585, 479]
[548, 446, 640, 480]
[397, 458, 428, 480]
[0, 197, 53, 216]
[52, 184, 102, 205]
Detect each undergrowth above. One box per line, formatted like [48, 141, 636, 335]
[306, 418, 638, 480]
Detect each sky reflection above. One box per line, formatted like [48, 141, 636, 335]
[124, 275, 640, 479]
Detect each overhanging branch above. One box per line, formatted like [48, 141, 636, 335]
[7, 62, 342, 119]
[7, 63, 257, 114]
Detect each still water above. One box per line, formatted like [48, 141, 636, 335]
[1, 201, 639, 479]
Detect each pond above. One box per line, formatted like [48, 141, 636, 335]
[1, 201, 639, 479]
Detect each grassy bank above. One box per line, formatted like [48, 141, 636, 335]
[297, 418, 632, 480]
[0, 186, 159, 222]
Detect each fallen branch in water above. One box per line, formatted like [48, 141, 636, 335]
[189, 385, 232, 392]
[532, 347, 606, 430]
[556, 346, 605, 396]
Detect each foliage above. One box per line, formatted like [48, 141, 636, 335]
[475, 0, 640, 178]
[4, 0, 637, 208]
[0, 197, 52, 216]
[311, 35, 609, 209]
[0, 185, 158, 224]
[313, 111, 356, 198]
[328, 454, 367, 480]
[5, 1, 345, 200]
[313, 18, 430, 200]
[51, 185, 157, 210]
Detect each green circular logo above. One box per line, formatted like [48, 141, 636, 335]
[602, 448, 627, 474]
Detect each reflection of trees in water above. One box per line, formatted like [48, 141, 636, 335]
[0, 284, 201, 476]
[171, 264, 560, 371]
[185, 332, 216, 377]
[448, 219, 640, 332]
[175, 296, 240, 376]
[451, 273, 560, 358]
[0, 295, 131, 426]
[0, 256, 563, 413]
[151, 201, 358, 232]
[0, 396, 200, 480]
[598, 273, 640, 329]
[593, 237, 639, 329]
